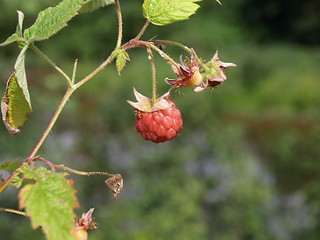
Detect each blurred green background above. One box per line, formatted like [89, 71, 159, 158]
[0, 0, 320, 239]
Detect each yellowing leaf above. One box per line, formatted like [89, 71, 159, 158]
[19, 167, 79, 240]
[143, 0, 202, 26]
[1, 73, 32, 135]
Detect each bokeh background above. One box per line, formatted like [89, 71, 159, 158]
[0, 0, 320, 239]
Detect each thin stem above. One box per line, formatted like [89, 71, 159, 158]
[115, 0, 123, 49]
[150, 40, 192, 53]
[74, 54, 116, 89]
[133, 19, 150, 41]
[27, 87, 75, 160]
[150, 40, 208, 70]
[55, 165, 113, 177]
[0, 208, 26, 216]
[33, 157, 114, 177]
[30, 44, 73, 87]
[124, 40, 180, 69]
[147, 47, 157, 101]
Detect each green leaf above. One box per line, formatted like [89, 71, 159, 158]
[11, 175, 23, 189]
[143, 0, 201, 26]
[112, 49, 130, 75]
[19, 167, 79, 240]
[80, 0, 115, 13]
[14, 45, 32, 108]
[0, 11, 25, 46]
[1, 73, 32, 135]
[0, 33, 22, 47]
[19, 162, 32, 174]
[24, 0, 85, 42]
[0, 160, 22, 173]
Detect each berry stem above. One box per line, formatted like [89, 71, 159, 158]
[150, 40, 209, 71]
[123, 40, 180, 69]
[150, 40, 192, 53]
[147, 47, 157, 102]
[0, 208, 26, 216]
[33, 157, 115, 177]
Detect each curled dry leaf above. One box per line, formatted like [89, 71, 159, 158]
[105, 174, 123, 199]
[1, 73, 32, 135]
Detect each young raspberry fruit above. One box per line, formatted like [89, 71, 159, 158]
[72, 208, 97, 240]
[128, 88, 183, 143]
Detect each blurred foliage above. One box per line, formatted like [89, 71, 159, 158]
[0, 0, 320, 240]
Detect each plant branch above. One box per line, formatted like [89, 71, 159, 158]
[115, 0, 123, 49]
[27, 87, 75, 160]
[0, 208, 26, 216]
[30, 44, 73, 87]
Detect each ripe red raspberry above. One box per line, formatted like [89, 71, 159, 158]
[128, 88, 183, 143]
[135, 103, 182, 143]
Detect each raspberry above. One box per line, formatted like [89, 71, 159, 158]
[127, 88, 183, 143]
[135, 103, 183, 143]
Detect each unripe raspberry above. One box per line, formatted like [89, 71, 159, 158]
[72, 208, 96, 240]
[128, 88, 183, 143]
[72, 227, 88, 240]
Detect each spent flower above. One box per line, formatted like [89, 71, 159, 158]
[165, 49, 203, 88]
[165, 49, 236, 92]
[194, 51, 236, 92]
[72, 208, 97, 240]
